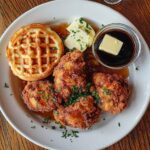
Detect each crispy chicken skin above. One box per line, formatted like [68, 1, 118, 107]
[22, 81, 58, 112]
[53, 50, 86, 100]
[54, 96, 100, 129]
[93, 73, 130, 114]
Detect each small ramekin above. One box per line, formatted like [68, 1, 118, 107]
[92, 23, 141, 69]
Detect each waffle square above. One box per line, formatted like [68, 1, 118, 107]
[6, 24, 64, 81]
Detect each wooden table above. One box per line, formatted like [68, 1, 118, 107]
[0, 0, 150, 149]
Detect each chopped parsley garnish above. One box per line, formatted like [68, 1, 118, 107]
[62, 130, 79, 139]
[59, 124, 66, 129]
[64, 86, 88, 107]
[37, 91, 50, 101]
[72, 85, 81, 93]
[91, 91, 100, 104]
[10, 93, 13, 96]
[85, 29, 90, 34]
[86, 83, 92, 93]
[79, 18, 84, 24]
[42, 93, 50, 101]
[80, 44, 84, 51]
[4, 83, 9, 88]
[51, 47, 57, 50]
[64, 83, 100, 106]
[71, 130, 79, 138]
[118, 122, 121, 127]
[77, 39, 81, 42]
[102, 87, 112, 95]
[71, 30, 76, 34]
[42, 117, 51, 123]
[86, 23, 91, 30]
[31, 125, 36, 129]
[37, 91, 43, 94]
[103, 118, 106, 121]
[54, 110, 59, 115]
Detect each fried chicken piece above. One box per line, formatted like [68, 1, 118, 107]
[22, 80, 59, 112]
[93, 73, 130, 114]
[53, 50, 86, 100]
[54, 96, 100, 129]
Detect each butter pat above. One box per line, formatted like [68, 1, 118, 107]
[99, 34, 123, 56]
[64, 29, 89, 51]
[67, 18, 95, 47]
[65, 18, 95, 51]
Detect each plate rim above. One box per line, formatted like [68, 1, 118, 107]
[0, 0, 150, 149]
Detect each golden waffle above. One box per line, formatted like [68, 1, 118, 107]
[6, 24, 64, 81]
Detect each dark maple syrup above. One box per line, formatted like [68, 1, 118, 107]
[95, 29, 135, 67]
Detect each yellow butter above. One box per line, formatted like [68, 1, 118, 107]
[99, 34, 123, 56]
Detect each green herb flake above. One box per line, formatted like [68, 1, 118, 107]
[64, 83, 97, 107]
[37, 91, 50, 101]
[31, 125, 36, 129]
[77, 39, 81, 42]
[42, 93, 50, 101]
[61, 130, 79, 139]
[71, 30, 76, 34]
[54, 111, 59, 115]
[79, 18, 84, 24]
[86, 23, 92, 30]
[62, 130, 68, 139]
[42, 117, 51, 123]
[59, 124, 66, 129]
[37, 91, 44, 94]
[86, 83, 92, 93]
[118, 122, 121, 127]
[64, 86, 85, 106]
[85, 29, 90, 34]
[51, 47, 57, 50]
[4, 83, 9, 88]
[71, 130, 79, 138]
[91, 91, 100, 104]
[102, 87, 112, 95]
[10, 93, 13, 96]
[80, 44, 84, 51]
[72, 86, 79, 93]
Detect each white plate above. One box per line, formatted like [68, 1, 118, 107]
[0, 0, 150, 150]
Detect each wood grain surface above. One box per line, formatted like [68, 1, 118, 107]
[0, 0, 150, 150]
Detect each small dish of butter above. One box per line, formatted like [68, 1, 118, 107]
[92, 23, 141, 69]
